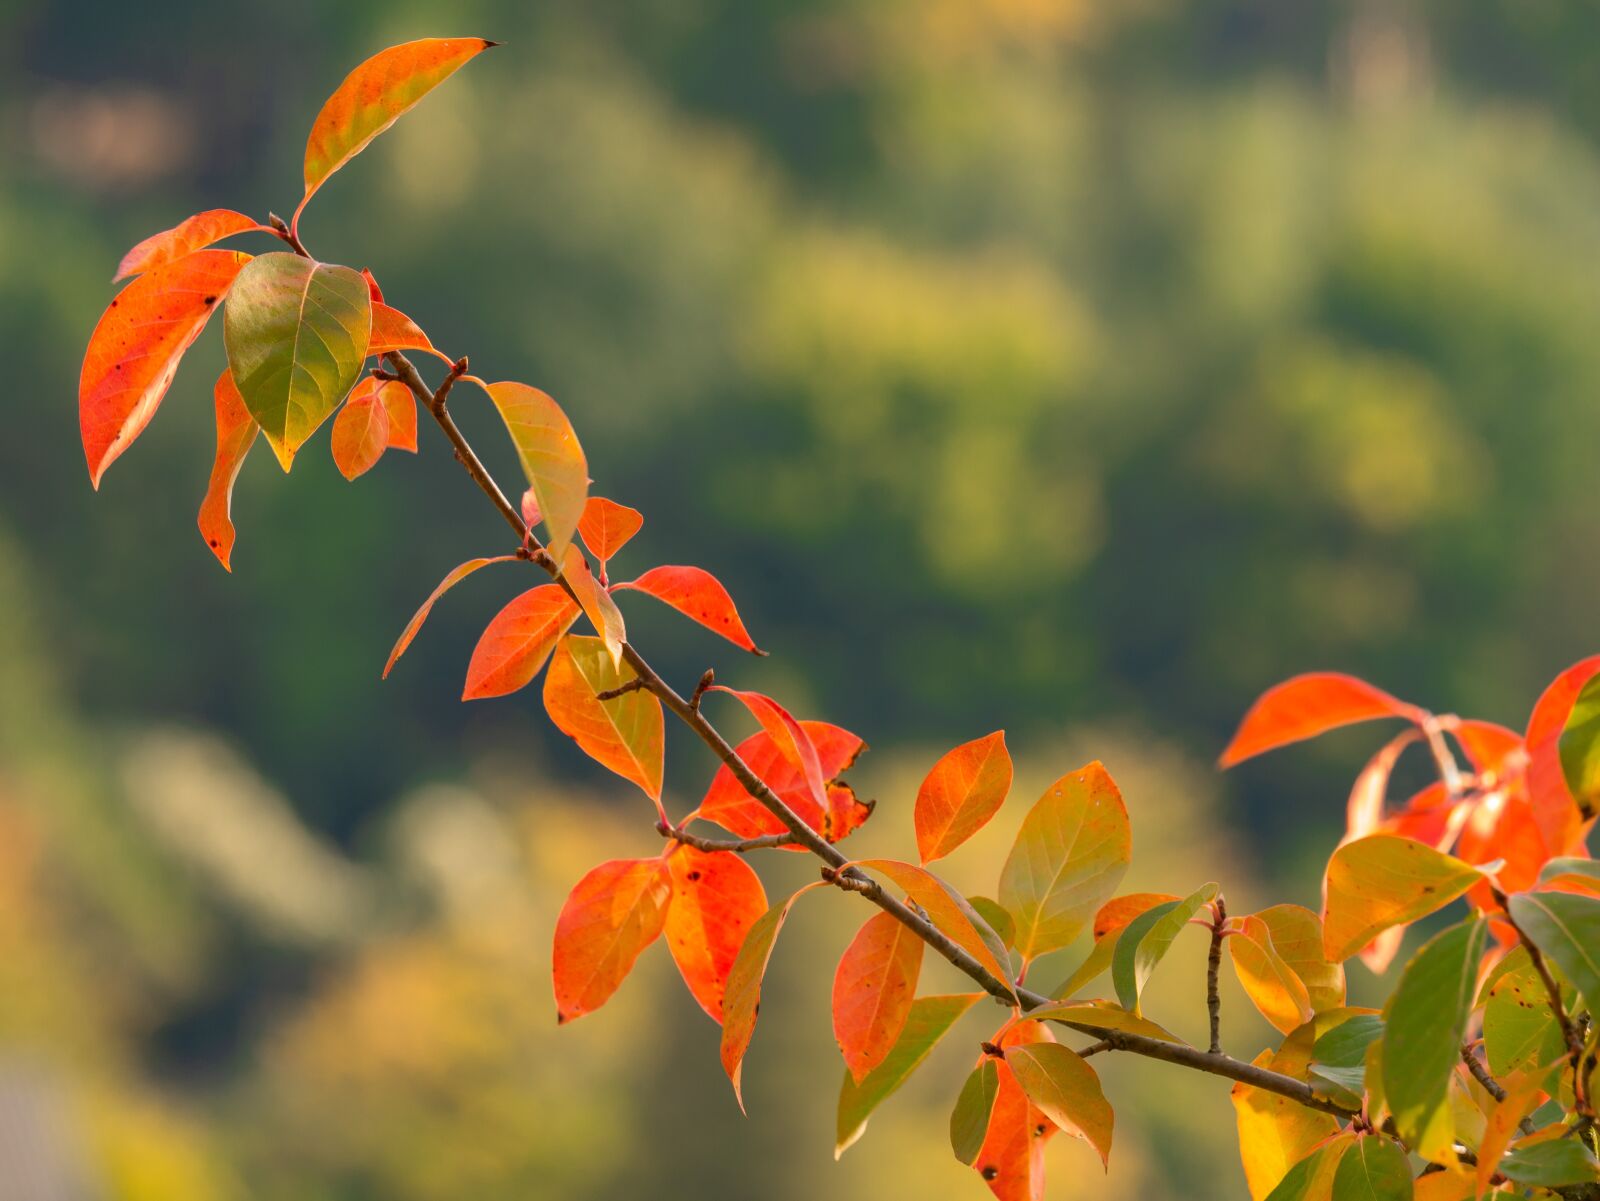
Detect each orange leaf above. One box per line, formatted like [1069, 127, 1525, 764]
[824, 780, 876, 844]
[1345, 728, 1421, 845]
[376, 378, 418, 452]
[367, 301, 446, 361]
[1453, 719, 1523, 776]
[710, 687, 828, 813]
[1230, 914, 1314, 1033]
[196, 369, 259, 571]
[1220, 673, 1422, 767]
[561, 544, 627, 668]
[330, 385, 390, 480]
[1524, 656, 1600, 853]
[478, 380, 588, 558]
[1230, 1048, 1341, 1199]
[975, 1022, 1058, 1201]
[1093, 893, 1180, 942]
[697, 721, 865, 842]
[462, 583, 580, 699]
[720, 883, 825, 1109]
[613, 565, 764, 655]
[543, 635, 664, 802]
[115, 209, 260, 281]
[81, 248, 251, 487]
[833, 911, 924, 1083]
[383, 555, 518, 679]
[578, 496, 644, 570]
[297, 38, 499, 228]
[1322, 834, 1482, 961]
[854, 859, 1012, 991]
[915, 730, 1012, 863]
[360, 268, 384, 303]
[551, 857, 671, 1023]
[1252, 904, 1345, 1011]
[663, 845, 767, 1023]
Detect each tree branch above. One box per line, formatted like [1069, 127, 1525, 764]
[659, 821, 796, 854]
[1461, 1044, 1539, 1137]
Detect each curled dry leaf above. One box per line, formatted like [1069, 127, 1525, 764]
[197, 369, 259, 571]
[81, 248, 251, 486]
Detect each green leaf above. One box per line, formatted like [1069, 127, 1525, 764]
[998, 760, 1131, 961]
[1330, 1136, 1411, 1201]
[222, 252, 371, 469]
[1508, 889, 1600, 1010]
[1264, 1135, 1354, 1201]
[968, 896, 1015, 950]
[1052, 932, 1117, 1001]
[1538, 857, 1600, 889]
[950, 1058, 1000, 1165]
[1111, 883, 1218, 1014]
[478, 380, 589, 558]
[1382, 917, 1487, 1159]
[1004, 1041, 1114, 1167]
[1500, 1137, 1600, 1188]
[1308, 1015, 1383, 1103]
[1560, 673, 1600, 815]
[836, 993, 982, 1157]
[1484, 946, 1568, 1089]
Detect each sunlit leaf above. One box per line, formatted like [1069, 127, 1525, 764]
[1475, 1074, 1544, 1199]
[834, 911, 924, 1083]
[1453, 720, 1523, 775]
[836, 993, 982, 1157]
[663, 844, 766, 1023]
[197, 369, 259, 571]
[543, 635, 664, 802]
[223, 252, 371, 469]
[855, 859, 1013, 991]
[298, 38, 498, 225]
[1525, 656, 1600, 853]
[1111, 883, 1217, 1014]
[375, 378, 418, 451]
[551, 857, 671, 1023]
[1484, 947, 1568, 1088]
[969, 896, 1016, 950]
[562, 544, 627, 668]
[578, 497, 644, 571]
[1261, 1136, 1354, 1201]
[974, 1021, 1058, 1201]
[1383, 917, 1487, 1158]
[998, 761, 1132, 961]
[952, 1059, 1002, 1165]
[1346, 730, 1420, 844]
[720, 883, 825, 1110]
[383, 555, 518, 679]
[1005, 1041, 1113, 1168]
[478, 380, 588, 557]
[462, 582, 580, 699]
[1507, 889, 1600, 1010]
[1306, 1015, 1382, 1103]
[1329, 1136, 1410, 1201]
[81, 248, 250, 486]
[1053, 894, 1178, 1002]
[914, 731, 1013, 864]
[1255, 904, 1346, 1012]
[711, 687, 828, 812]
[116, 209, 260, 281]
[1232, 1048, 1342, 1200]
[613, 566, 763, 655]
[1232, 914, 1316, 1034]
[698, 720, 864, 842]
[1220, 673, 1421, 768]
[1025, 1000, 1186, 1045]
[1322, 835, 1482, 962]
[329, 381, 390, 479]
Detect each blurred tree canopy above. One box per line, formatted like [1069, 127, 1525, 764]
[3, 1, 1600, 1197]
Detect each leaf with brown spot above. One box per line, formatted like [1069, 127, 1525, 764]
[196, 369, 259, 571]
[613, 565, 764, 655]
[833, 911, 924, 1083]
[1322, 835, 1482, 962]
[551, 857, 672, 1023]
[663, 844, 767, 1023]
[81, 248, 251, 486]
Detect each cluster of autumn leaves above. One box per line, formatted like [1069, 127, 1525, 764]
[76, 33, 1600, 1201]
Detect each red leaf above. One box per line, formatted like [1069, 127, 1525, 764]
[376, 378, 418, 452]
[383, 555, 518, 680]
[1219, 672, 1422, 767]
[462, 583, 581, 699]
[697, 721, 865, 843]
[81, 248, 251, 487]
[1453, 719, 1523, 775]
[360, 268, 384, 303]
[710, 687, 827, 813]
[578, 496, 644, 570]
[330, 384, 391, 480]
[833, 911, 924, 1082]
[552, 857, 672, 1023]
[613, 566, 764, 655]
[115, 209, 261, 281]
[824, 781, 876, 843]
[543, 635, 664, 803]
[915, 731, 1013, 863]
[663, 845, 767, 1023]
[1524, 656, 1600, 853]
[196, 370, 259, 571]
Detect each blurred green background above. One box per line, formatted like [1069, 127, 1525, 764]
[3, 0, 1599, 1197]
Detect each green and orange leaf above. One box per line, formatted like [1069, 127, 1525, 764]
[479, 380, 587, 558]
[562, 544, 627, 668]
[720, 883, 824, 1109]
[543, 635, 664, 802]
[1322, 835, 1483, 962]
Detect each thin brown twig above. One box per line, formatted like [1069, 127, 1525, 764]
[1207, 896, 1227, 1054]
[659, 821, 797, 854]
[1461, 1044, 1539, 1137]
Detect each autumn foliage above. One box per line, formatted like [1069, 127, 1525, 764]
[78, 37, 1600, 1201]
